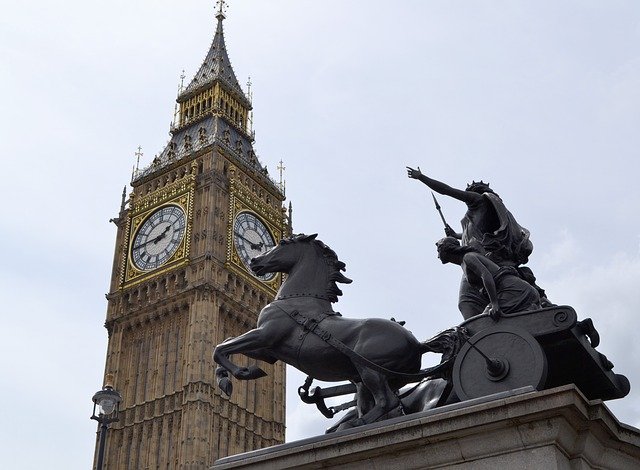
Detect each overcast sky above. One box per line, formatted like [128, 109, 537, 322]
[1, 1, 639, 468]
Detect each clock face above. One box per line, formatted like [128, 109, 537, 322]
[233, 212, 276, 281]
[131, 205, 187, 271]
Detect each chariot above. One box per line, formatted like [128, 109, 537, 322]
[299, 305, 630, 422]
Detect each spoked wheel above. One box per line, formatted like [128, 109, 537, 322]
[453, 325, 547, 401]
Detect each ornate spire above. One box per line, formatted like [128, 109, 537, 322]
[216, 0, 226, 20]
[178, 1, 247, 101]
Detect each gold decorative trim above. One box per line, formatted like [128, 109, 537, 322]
[225, 164, 285, 295]
[120, 164, 196, 288]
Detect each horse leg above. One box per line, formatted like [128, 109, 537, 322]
[358, 367, 403, 424]
[213, 328, 271, 396]
[352, 381, 374, 418]
[337, 367, 402, 429]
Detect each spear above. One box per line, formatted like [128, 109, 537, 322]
[431, 192, 450, 234]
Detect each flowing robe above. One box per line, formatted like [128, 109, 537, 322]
[458, 192, 535, 318]
[461, 192, 533, 265]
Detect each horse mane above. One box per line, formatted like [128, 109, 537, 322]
[283, 233, 353, 302]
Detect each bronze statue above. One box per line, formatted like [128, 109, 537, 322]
[213, 234, 464, 430]
[213, 233, 629, 429]
[436, 237, 541, 320]
[407, 167, 548, 318]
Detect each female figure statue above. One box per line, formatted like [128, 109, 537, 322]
[436, 237, 541, 320]
[407, 167, 549, 318]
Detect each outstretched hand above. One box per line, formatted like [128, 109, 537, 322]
[406, 166, 423, 179]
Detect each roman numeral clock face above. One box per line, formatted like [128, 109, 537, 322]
[233, 212, 276, 281]
[131, 205, 186, 271]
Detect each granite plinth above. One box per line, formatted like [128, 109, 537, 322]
[213, 385, 640, 469]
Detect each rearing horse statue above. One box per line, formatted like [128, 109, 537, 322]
[213, 234, 465, 429]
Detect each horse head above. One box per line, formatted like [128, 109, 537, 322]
[250, 233, 352, 302]
[250, 233, 318, 276]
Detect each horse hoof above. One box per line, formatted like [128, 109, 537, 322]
[382, 404, 405, 420]
[218, 377, 233, 396]
[247, 365, 267, 379]
[237, 365, 267, 380]
[215, 366, 229, 379]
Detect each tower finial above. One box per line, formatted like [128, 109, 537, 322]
[216, 0, 227, 20]
[135, 146, 143, 172]
[179, 69, 186, 92]
[277, 159, 286, 196]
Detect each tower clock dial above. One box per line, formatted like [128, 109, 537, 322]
[131, 205, 187, 271]
[233, 211, 276, 281]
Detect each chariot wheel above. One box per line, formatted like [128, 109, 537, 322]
[453, 325, 547, 401]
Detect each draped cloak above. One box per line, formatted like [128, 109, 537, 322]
[461, 192, 533, 266]
[458, 192, 535, 318]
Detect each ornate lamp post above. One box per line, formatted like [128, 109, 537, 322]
[91, 374, 122, 470]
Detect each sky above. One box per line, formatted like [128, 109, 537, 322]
[1, 0, 639, 468]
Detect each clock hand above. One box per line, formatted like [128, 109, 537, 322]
[153, 225, 172, 244]
[234, 231, 264, 250]
[133, 225, 172, 251]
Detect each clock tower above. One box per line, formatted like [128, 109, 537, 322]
[97, 4, 288, 468]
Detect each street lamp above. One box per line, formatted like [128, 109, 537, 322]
[91, 374, 122, 470]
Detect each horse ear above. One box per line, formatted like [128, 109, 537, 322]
[301, 233, 318, 241]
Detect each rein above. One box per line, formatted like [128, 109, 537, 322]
[272, 302, 451, 383]
[276, 292, 331, 301]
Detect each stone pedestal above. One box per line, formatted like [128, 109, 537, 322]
[213, 385, 640, 469]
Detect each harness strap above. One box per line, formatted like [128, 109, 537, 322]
[273, 303, 450, 382]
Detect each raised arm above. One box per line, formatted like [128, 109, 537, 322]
[406, 166, 481, 205]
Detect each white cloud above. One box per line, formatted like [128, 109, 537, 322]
[538, 228, 582, 271]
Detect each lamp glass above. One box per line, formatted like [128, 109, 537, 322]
[98, 396, 116, 415]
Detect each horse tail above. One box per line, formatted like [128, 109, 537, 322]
[419, 326, 469, 362]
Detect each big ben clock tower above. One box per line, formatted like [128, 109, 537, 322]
[97, 3, 288, 468]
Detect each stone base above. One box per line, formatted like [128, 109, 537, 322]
[213, 385, 640, 469]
